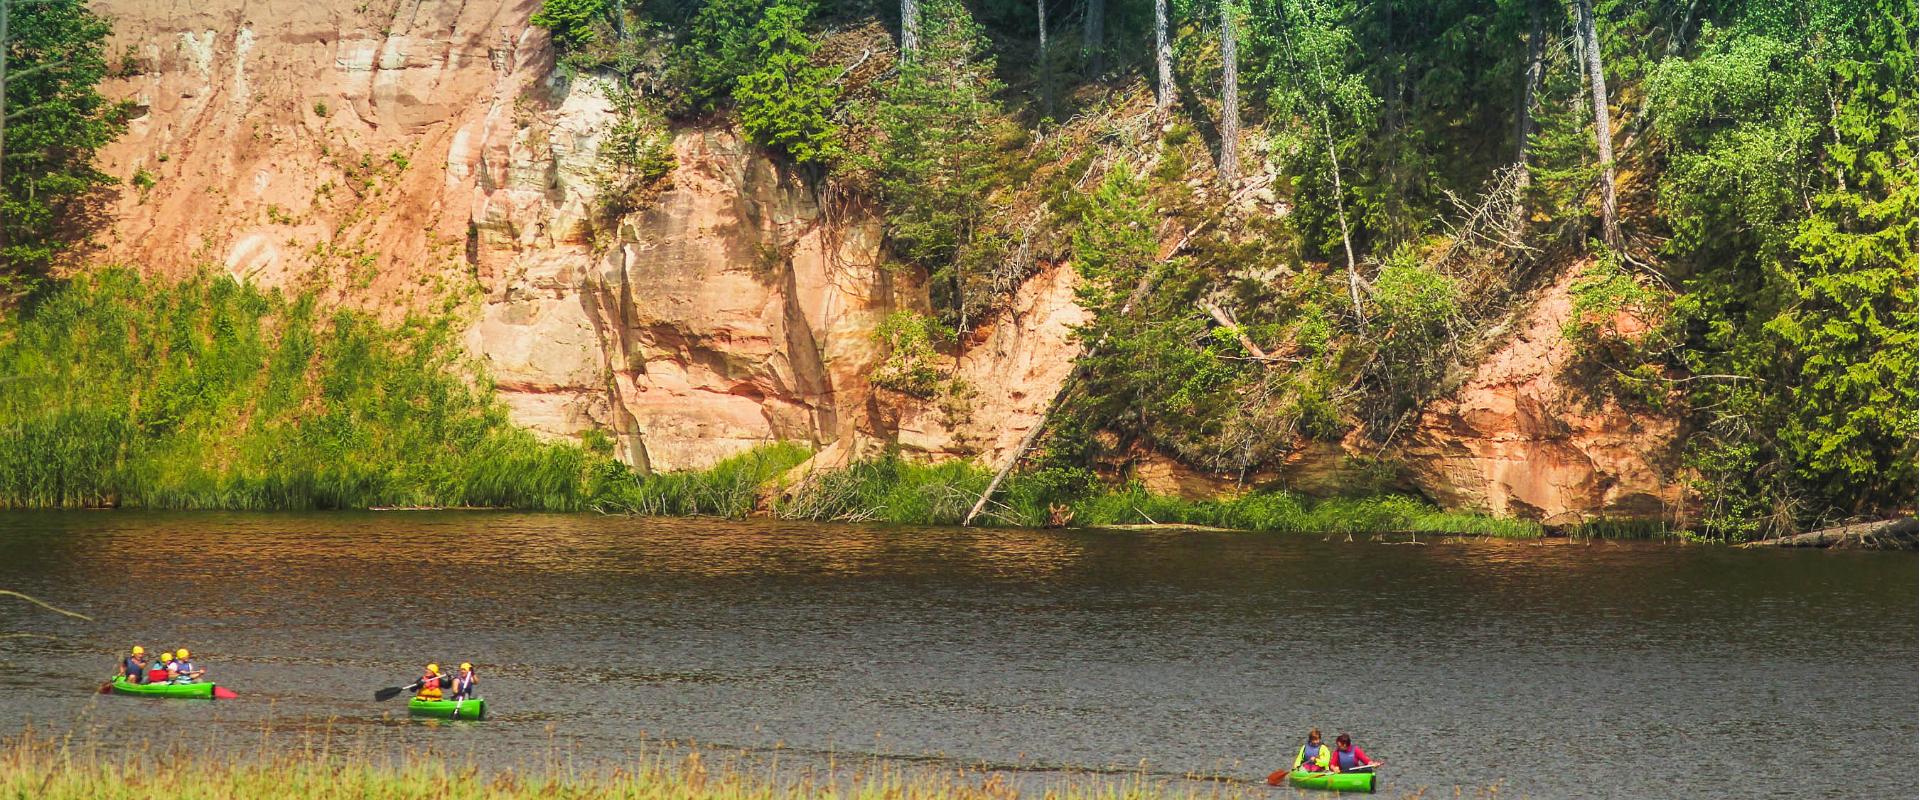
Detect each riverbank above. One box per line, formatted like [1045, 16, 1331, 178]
[0, 734, 1432, 800]
[0, 270, 1556, 539]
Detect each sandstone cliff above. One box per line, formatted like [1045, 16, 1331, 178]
[88, 0, 1682, 524]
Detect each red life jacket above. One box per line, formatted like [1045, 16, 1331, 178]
[419, 673, 441, 691]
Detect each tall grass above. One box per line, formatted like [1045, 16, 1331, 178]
[597, 442, 813, 517]
[775, 453, 1541, 537]
[0, 269, 618, 510]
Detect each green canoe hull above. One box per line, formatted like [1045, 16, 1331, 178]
[110, 677, 217, 699]
[407, 697, 486, 719]
[1288, 770, 1375, 793]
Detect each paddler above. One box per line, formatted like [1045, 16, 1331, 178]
[171, 648, 206, 684]
[150, 651, 177, 683]
[1292, 728, 1332, 773]
[1329, 733, 1379, 773]
[118, 646, 148, 684]
[448, 662, 478, 701]
[413, 663, 445, 701]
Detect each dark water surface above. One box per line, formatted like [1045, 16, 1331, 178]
[0, 513, 1913, 798]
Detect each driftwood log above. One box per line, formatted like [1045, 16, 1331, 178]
[1739, 518, 1918, 551]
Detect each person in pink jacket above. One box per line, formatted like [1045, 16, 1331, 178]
[1330, 733, 1380, 772]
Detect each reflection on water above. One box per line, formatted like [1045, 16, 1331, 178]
[0, 512, 1913, 799]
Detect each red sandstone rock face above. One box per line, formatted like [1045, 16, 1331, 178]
[89, 0, 1072, 474]
[1400, 266, 1686, 525]
[87, 1, 1683, 519]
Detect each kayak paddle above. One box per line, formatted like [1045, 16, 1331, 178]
[374, 681, 422, 701]
[212, 686, 239, 699]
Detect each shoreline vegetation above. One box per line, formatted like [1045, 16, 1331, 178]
[0, 270, 1616, 540]
[0, 733, 1484, 800]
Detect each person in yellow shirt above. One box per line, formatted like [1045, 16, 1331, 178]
[1292, 728, 1332, 772]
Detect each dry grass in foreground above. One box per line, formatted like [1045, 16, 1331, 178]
[0, 731, 1506, 800]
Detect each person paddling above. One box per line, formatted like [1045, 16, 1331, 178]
[413, 664, 445, 701]
[1293, 728, 1332, 773]
[448, 662, 478, 701]
[1329, 733, 1379, 773]
[118, 646, 148, 684]
[171, 648, 206, 684]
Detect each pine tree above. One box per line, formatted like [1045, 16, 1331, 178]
[735, 0, 841, 165]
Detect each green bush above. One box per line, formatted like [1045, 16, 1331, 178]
[868, 311, 947, 396]
[0, 270, 616, 510]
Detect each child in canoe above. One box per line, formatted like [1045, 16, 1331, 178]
[149, 651, 176, 683]
[1329, 733, 1380, 773]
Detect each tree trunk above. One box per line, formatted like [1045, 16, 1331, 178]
[1573, 0, 1621, 249]
[1511, 0, 1543, 236]
[1154, 0, 1175, 112]
[1218, 0, 1240, 185]
[1082, 0, 1104, 75]
[1, 0, 10, 257]
[902, 0, 920, 57]
[1038, 0, 1052, 115]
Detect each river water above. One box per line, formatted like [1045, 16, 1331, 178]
[0, 512, 1912, 798]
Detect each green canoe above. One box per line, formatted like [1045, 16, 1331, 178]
[1287, 769, 1375, 793]
[110, 676, 228, 699]
[407, 696, 486, 720]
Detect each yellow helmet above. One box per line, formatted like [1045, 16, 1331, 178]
[160, 652, 173, 661]
[459, 662, 472, 671]
[131, 646, 144, 655]
[176, 648, 189, 658]
[426, 663, 439, 674]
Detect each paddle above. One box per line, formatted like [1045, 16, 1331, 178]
[374, 680, 422, 702]
[212, 686, 239, 699]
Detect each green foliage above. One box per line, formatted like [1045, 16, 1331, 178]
[533, 0, 612, 50]
[858, 0, 1020, 331]
[775, 450, 1535, 535]
[734, 0, 841, 165]
[0, 270, 618, 510]
[1, 0, 128, 291]
[665, 0, 768, 113]
[594, 81, 677, 218]
[868, 310, 948, 396]
[1639, 0, 1918, 537]
[598, 442, 811, 517]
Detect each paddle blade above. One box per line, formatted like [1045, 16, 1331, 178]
[373, 686, 404, 702]
[1266, 770, 1287, 787]
[98, 680, 113, 694]
[212, 686, 238, 700]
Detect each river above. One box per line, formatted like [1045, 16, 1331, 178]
[0, 512, 1913, 798]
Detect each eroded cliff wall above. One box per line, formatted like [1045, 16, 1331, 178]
[88, 0, 1680, 523]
